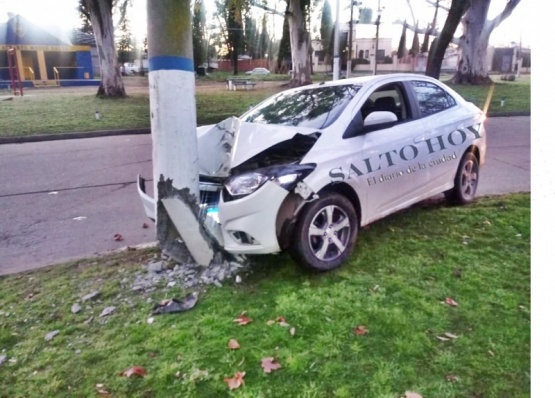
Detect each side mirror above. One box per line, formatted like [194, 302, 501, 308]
[363, 111, 398, 127]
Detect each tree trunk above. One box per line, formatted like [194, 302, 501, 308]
[287, 0, 312, 87]
[450, 0, 520, 84]
[84, 0, 126, 97]
[425, 0, 470, 79]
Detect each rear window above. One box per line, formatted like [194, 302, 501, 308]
[241, 84, 361, 129]
[410, 81, 456, 116]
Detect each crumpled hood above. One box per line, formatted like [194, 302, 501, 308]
[197, 117, 319, 177]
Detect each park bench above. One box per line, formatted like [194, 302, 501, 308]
[227, 78, 257, 91]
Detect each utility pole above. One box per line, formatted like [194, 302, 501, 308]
[333, 0, 340, 80]
[148, 0, 215, 266]
[373, 0, 382, 75]
[346, 0, 354, 78]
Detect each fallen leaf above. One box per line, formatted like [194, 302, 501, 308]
[119, 366, 147, 378]
[353, 325, 368, 335]
[446, 374, 460, 382]
[142, 223, 149, 229]
[224, 371, 245, 390]
[261, 357, 282, 373]
[445, 297, 459, 307]
[266, 319, 276, 326]
[228, 339, 241, 350]
[234, 314, 252, 326]
[290, 327, 296, 336]
[114, 233, 123, 241]
[404, 391, 423, 398]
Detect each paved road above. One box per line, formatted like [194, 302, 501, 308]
[0, 116, 530, 275]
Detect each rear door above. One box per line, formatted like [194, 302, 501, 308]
[408, 80, 477, 194]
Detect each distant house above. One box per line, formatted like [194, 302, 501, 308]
[0, 14, 98, 87]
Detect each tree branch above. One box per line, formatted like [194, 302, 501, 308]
[393, 19, 439, 35]
[425, 0, 449, 12]
[484, 0, 521, 37]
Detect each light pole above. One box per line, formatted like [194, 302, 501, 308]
[373, 1, 382, 75]
[333, 0, 340, 80]
[346, 1, 354, 78]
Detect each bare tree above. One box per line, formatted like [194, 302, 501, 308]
[287, 0, 313, 86]
[451, 0, 521, 84]
[397, 0, 521, 83]
[425, 0, 470, 79]
[80, 0, 126, 97]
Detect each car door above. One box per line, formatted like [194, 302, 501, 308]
[408, 80, 472, 194]
[353, 82, 431, 223]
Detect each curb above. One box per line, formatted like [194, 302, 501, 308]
[0, 128, 151, 145]
[0, 112, 530, 145]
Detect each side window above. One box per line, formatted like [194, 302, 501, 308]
[360, 83, 411, 123]
[410, 81, 456, 116]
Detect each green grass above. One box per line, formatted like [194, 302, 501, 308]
[0, 193, 530, 397]
[0, 73, 530, 138]
[444, 74, 531, 114]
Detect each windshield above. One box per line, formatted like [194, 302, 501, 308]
[241, 84, 361, 129]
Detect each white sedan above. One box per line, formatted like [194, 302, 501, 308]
[139, 74, 486, 270]
[245, 67, 270, 75]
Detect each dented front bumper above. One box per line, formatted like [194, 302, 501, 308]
[137, 175, 288, 255]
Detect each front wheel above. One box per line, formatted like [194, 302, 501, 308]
[290, 192, 358, 271]
[445, 152, 479, 205]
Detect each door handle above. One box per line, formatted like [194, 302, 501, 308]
[413, 135, 425, 143]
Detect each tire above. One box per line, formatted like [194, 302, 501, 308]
[445, 152, 479, 205]
[290, 192, 358, 271]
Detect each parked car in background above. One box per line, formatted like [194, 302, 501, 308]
[120, 62, 136, 76]
[120, 60, 149, 76]
[245, 67, 270, 75]
[138, 74, 486, 271]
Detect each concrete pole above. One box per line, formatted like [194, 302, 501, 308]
[148, 0, 198, 196]
[333, 0, 341, 80]
[148, 0, 214, 266]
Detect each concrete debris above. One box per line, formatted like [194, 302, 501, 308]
[45, 330, 59, 341]
[127, 257, 248, 292]
[81, 291, 101, 302]
[71, 303, 82, 314]
[151, 292, 198, 315]
[148, 261, 165, 273]
[99, 306, 116, 317]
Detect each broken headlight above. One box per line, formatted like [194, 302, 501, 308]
[225, 163, 316, 199]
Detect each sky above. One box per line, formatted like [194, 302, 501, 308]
[0, 0, 531, 49]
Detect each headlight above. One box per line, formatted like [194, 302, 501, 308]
[225, 172, 269, 197]
[225, 164, 316, 199]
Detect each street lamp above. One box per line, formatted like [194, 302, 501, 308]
[374, 2, 382, 75]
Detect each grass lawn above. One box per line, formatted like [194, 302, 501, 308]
[0, 193, 530, 397]
[0, 73, 530, 138]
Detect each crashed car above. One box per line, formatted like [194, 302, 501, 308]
[138, 74, 486, 271]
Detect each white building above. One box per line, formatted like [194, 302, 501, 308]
[312, 23, 392, 73]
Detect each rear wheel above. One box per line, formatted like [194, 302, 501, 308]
[290, 192, 358, 271]
[445, 152, 479, 205]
